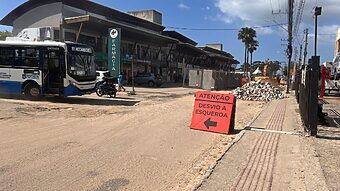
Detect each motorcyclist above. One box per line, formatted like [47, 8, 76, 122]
[96, 72, 117, 97]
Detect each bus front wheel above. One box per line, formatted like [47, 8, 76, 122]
[24, 83, 41, 98]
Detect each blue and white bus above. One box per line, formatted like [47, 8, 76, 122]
[0, 41, 97, 98]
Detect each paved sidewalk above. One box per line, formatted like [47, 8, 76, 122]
[312, 97, 340, 190]
[197, 97, 329, 191]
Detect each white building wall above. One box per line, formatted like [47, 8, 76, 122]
[12, 3, 62, 35]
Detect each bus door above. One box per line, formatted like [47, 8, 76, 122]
[42, 48, 64, 94]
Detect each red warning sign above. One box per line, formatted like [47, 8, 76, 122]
[190, 91, 236, 134]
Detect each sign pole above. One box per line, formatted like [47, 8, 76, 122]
[314, 7, 322, 56]
[182, 58, 186, 87]
[131, 55, 136, 95]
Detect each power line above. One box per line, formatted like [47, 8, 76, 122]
[165, 23, 287, 31]
[293, 0, 305, 37]
[277, 0, 283, 23]
[293, 0, 306, 46]
[270, 0, 275, 14]
[296, 33, 336, 36]
[316, 33, 336, 36]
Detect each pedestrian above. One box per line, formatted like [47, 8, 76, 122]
[118, 72, 126, 92]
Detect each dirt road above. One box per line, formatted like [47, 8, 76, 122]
[0, 87, 264, 191]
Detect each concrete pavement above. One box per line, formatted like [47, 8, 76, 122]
[196, 96, 331, 191]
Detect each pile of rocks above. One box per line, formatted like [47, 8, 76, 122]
[233, 81, 286, 101]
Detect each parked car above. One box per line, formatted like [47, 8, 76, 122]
[131, 73, 163, 87]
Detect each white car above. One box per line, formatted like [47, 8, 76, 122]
[96, 71, 109, 82]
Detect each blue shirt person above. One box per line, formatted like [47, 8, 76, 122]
[117, 73, 126, 92]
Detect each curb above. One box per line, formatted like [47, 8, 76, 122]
[192, 102, 269, 191]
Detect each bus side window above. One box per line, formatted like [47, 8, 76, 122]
[14, 48, 39, 68]
[25, 48, 39, 67]
[14, 48, 24, 66]
[0, 47, 13, 66]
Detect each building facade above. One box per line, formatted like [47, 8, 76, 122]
[1, 0, 238, 81]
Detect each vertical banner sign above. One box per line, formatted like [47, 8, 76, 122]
[190, 91, 236, 134]
[108, 28, 121, 77]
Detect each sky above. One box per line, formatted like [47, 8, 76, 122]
[0, 0, 339, 65]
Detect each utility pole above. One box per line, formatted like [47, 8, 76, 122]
[294, 47, 298, 67]
[299, 44, 303, 66]
[303, 29, 308, 66]
[286, 0, 293, 93]
[295, 44, 303, 94]
[291, 46, 298, 90]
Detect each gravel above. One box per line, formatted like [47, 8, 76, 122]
[233, 80, 286, 101]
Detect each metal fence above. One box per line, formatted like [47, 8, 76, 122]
[295, 56, 320, 136]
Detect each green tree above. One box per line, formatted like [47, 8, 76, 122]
[250, 60, 264, 73]
[248, 60, 281, 76]
[248, 39, 259, 68]
[0, 31, 12, 41]
[238, 27, 257, 73]
[267, 61, 281, 77]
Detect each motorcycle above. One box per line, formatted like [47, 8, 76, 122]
[95, 78, 117, 98]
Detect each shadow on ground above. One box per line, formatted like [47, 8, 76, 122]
[317, 108, 340, 140]
[93, 178, 129, 191]
[0, 94, 140, 107]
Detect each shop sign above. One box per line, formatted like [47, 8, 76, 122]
[108, 28, 121, 77]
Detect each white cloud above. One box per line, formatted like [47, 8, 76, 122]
[215, 0, 274, 25]
[178, 3, 190, 10]
[202, 6, 211, 11]
[204, 13, 232, 23]
[214, 0, 340, 37]
[309, 24, 339, 45]
[256, 26, 274, 35]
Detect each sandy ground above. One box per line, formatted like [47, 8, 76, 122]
[0, 87, 264, 191]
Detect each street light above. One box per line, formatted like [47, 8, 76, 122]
[314, 6, 322, 56]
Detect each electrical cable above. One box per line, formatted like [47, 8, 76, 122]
[165, 23, 287, 31]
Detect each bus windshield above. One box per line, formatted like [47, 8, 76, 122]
[68, 53, 96, 80]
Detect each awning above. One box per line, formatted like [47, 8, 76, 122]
[63, 15, 178, 46]
[162, 31, 197, 46]
[1, 0, 165, 32]
[177, 42, 206, 57]
[206, 53, 234, 62]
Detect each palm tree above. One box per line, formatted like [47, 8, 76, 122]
[238, 27, 257, 73]
[248, 39, 259, 69]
